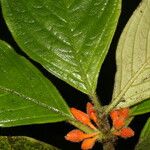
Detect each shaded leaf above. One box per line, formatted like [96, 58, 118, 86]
[112, 0, 150, 108]
[0, 136, 60, 150]
[131, 99, 150, 116]
[0, 40, 72, 127]
[135, 117, 150, 150]
[1, 0, 121, 94]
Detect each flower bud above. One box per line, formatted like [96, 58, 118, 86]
[86, 102, 98, 125]
[119, 108, 129, 119]
[110, 110, 119, 121]
[70, 108, 97, 130]
[65, 129, 86, 142]
[65, 129, 99, 143]
[113, 127, 134, 138]
[113, 117, 125, 129]
[119, 127, 134, 138]
[81, 137, 97, 150]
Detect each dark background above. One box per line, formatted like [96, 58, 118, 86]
[0, 0, 149, 149]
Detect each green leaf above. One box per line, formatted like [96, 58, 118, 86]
[111, 0, 150, 108]
[135, 117, 150, 150]
[0, 136, 60, 150]
[0, 40, 72, 127]
[1, 0, 121, 94]
[131, 99, 150, 116]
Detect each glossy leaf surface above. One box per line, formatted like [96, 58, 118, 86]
[1, 0, 121, 94]
[135, 118, 150, 150]
[0, 136, 60, 150]
[0, 40, 71, 127]
[112, 0, 150, 108]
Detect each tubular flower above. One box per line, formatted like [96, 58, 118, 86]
[65, 129, 99, 150]
[70, 107, 97, 130]
[110, 108, 134, 138]
[113, 127, 134, 138]
[86, 102, 98, 126]
[110, 108, 129, 121]
[110, 108, 130, 129]
[110, 109, 120, 121]
[65, 129, 98, 142]
[113, 117, 125, 130]
[119, 108, 129, 119]
[81, 137, 97, 150]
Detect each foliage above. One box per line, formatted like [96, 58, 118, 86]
[0, 0, 150, 149]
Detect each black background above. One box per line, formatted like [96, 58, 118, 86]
[0, 0, 149, 149]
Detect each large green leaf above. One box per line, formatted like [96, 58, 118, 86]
[0, 136, 60, 150]
[135, 118, 150, 150]
[111, 0, 150, 108]
[1, 0, 121, 94]
[131, 99, 150, 116]
[0, 40, 72, 127]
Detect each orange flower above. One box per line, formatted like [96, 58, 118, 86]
[113, 117, 125, 130]
[66, 104, 100, 149]
[81, 137, 97, 150]
[110, 110, 119, 121]
[119, 108, 129, 119]
[110, 108, 130, 129]
[70, 108, 97, 130]
[113, 127, 134, 138]
[110, 108, 129, 121]
[65, 129, 87, 142]
[65, 129, 98, 143]
[86, 102, 98, 126]
[110, 108, 134, 139]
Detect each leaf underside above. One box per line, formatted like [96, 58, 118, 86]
[0, 40, 71, 127]
[0, 136, 60, 150]
[135, 117, 150, 150]
[1, 0, 121, 94]
[112, 0, 150, 108]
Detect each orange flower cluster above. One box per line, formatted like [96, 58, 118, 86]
[65, 102, 99, 150]
[110, 108, 134, 138]
[65, 104, 134, 149]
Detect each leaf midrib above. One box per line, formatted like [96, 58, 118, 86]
[0, 85, 72, 119]
[6, 0, 119, 93]
[23, 0, 113, 93]
[1, 46, 64, 115]
[113, 59, 150, 107]
[113, 0, 150, 106]
[63, 0, 118, 92]
[10, 1, 91, 92]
